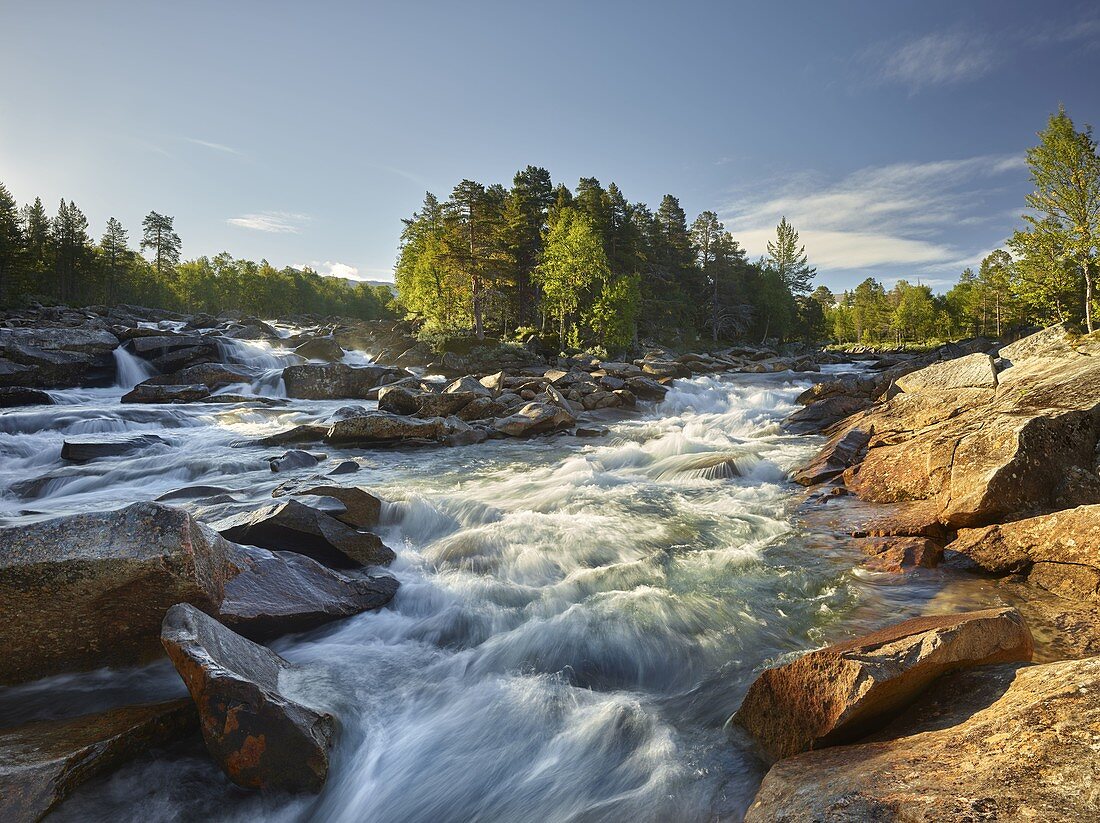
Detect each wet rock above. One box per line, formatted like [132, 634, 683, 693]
[121, 383, 210, 404]
[493, 401, 576, 437]
[0, 502, 253, 684]
[161, 603, 335, 792]
[575, 426, 609, 437]
[950, 504, 1100, 601]
[283, 364, 403, 399]
[271, 484, 382, 528]
[745, 656, 1100, 822]
[269, 450, 326, 473]
[0, 387, 54, 407]
[894, 352, 998, 393]
[729, 607, 1033, 762]
[218, 547, 398, 639]
[60, 433, 169, 463]
[213, 499, 394, 568]
[791, 425, 872, 485]
[785, 395, 872, 434]
[856, 536, 943, 572]
[251, 424, 329, 447]
[625, 375, 669, 401]
[156, 485, 236, 501]
[293, 336, 344, 361]
[325, 412, 446, 445]
[0, 699, 198, 821]
[139, 362, 253, 391]
[126, 333, 219, 372]
[328, 460, 360, 475]
[0, 327, 118, 388]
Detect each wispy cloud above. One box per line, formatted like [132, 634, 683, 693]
[722, 153, 1025, 273]
[227, 211, 310, 233]
[184, 137, 241, 156]
[295, 260, 360, 279]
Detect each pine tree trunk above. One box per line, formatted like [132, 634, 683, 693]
[1086, 261, 1095, 334]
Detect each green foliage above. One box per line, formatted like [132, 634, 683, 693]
[766, 216, 816, 296]
[535, 207, 609, 346]
[587, 271, 641, 352]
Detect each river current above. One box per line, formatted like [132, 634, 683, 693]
[0, 338, 1001, 821]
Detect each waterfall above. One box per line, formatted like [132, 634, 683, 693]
[112, 347, 156, 389]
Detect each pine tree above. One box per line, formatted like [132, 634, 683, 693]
[504, 166, 553, 327]
[1024, 107, 1100, 332]
[141, 211, 182, 280]
[52, 199, 92, 302]
[0, 183, 22, 304]
[766, 216, 816, 296]
[443, 180, 491, 338]
[100, 218, 131, 304]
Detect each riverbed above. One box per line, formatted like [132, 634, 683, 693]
[0, 348, 1009, 821]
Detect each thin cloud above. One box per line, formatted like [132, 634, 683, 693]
[227, 211, 310, 233]
[875, 31, 998, 90]
[184, 137, 242, 156]
[722, 153, 1025, 272]
[295, 260, 360, 279]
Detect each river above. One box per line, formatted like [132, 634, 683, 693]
[0, 338, 1001, 821]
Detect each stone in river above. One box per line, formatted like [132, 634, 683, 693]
[269, 449, 326, 473]
[60, 433, 169, 462]
[0, 387, 54, 407]
[0, 699, 197, 821]
[493, 401, 575, 437]
[161, 603, 335, 792]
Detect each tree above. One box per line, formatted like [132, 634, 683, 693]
[535, 208, 609, 346]
[1024, 107, 1100, 332]
[52, 199, 92, 302]
[977, 249, 1016, 336]
[1008, 219, 1078, 324]
[587, 272, 641, 352]
[891, 281, 936, 343]
[99, 218, 132, 304]
[0, 183, 22, 304]
[21, 197, 50, 282]
[141, 211, 182, 279]
[766, 216, 816, 295]
[503, 166, 553, 327]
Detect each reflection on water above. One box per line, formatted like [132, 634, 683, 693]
[0, 364, 1014, 822]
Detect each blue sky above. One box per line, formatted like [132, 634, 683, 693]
[1, 1, 1098, 293]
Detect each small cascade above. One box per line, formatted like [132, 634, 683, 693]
[215, 337, 303, 370]
[112, 347, 156, 389]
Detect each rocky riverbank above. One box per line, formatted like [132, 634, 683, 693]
[730, 323, 1100, 820]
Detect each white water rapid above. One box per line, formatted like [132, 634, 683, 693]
[0, 356, 1000, 822]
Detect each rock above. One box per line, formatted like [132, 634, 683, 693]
[294, 336, 344, 361]
[625, 376, 669, 401]
[161, 603, 335, 792]
[456, 395, 500, 421]
[0, 503, 251, 684]
[218, 547, 398, 639]
[745, 656, 1100, 822]
[60, 433, 169, 462]
[375, 384, 422, 415]
[444, 375, 493, 398]
[324, 412, 446, 445]
[272, 484, 382, 528]
[126, 333, 219, 372]
[0, 699, 197, 822]
[251, 424, 329, 447]
[213, 499, 394, 568]
[283, 364, 403, 399]
[121, 383, 210, 404]
[140, 362, 253, 391]
[0, 387, 54, 407]
[950, 504, 1100, 601]
[575, 426, 609, 437]
[998, 322, 1075, 363]
[729, 607, 1033, 762]
[856, 536, 943, 572]
[785, 395, 872, 434]
[791, 425, 871, 486]
[640, 360, 690, 378]
[894, 352, 998, 393]
[328, 460, 360, 475]
[493, 402, 576, 437]
[0, 327, 119, 388]
[480, 371, 505, 393]
[269, 450, 325, 473]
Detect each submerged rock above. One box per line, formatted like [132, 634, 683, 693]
[161, 603, 336, 792]
[745, 656, 1100, 822]
[269, 450, 325, 473]
[213, 499, 394, 568]
[729, 608, 1033, 762]
[857, 536, 943, 572]
[0, 699, 197, 821]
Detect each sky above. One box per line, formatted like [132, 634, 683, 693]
[1, 0, 1098, 293]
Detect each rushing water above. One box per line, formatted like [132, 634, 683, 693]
[0, 343, 1009, 822]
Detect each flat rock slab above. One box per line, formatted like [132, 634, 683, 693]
[161, 603, 335, 792]
[894, 352, 997, 393]
[745, 656, 1100, 822]
[0, 699, 196, 821]
[729, 607, 1033, 761]
[60, 433, 169, 462]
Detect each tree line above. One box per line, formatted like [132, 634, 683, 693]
[823, 106, 1100, 346]
[0, 191, 394, 320]
[394, 169, 817, 352]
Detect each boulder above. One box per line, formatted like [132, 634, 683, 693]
[271, 484, 382, 528]
[625, 376, 669, 401]
[126, 333, 219, 372]
[456, 395, 500, 421]
[444, 376, 493, 398]
[0, 699, 197, 821]
[856, 536, 943, 572]
[949, 504, 1100, 601]
[894, 352, 998, 393]
[139, 362, 253, 391]
[218, 547, 398, 639]
[0, 387, 54, 407]
[729, 608, 1033, 762]
[213, 499, 394, 568]
[0, 503, 250, 684]
[60, 433, 169, 462]
[293, 336, 344, 361]
[121, 383, 210, 404]
[0, 327, 119, 388]
[745, 656, 1100, 822]
[375, 384, 421, 415]
[493, 401, 576, 437]
[161, 604, 335, 792]
[325, 412, 446, 445]
[791, 425, 871, 486]
[785, 395, 872, 434]
[269, 450, 325, 473]
[480, 371, 505, 393]
[282, 364, 403, 399]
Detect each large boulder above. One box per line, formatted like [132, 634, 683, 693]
[161, 604, 335, 792]
[791, 425, 871, 486]
[745, 656, 1100, 822]
[893, 352, 998, 393]
[0, 327, 119, 388]
[138, 362, 253, 391]
[729, 608, 1033, 762]
[126, 333, 220, 372]
[272, 484, 382, 528]
[0, 387, 54, 407]
[950, 504, 1100, 601]
[213, 499, 395, 568]
[0, 699, 197, 821]
[283, 364, 402, 399]
[493, 402, 576, 437]
[121, 383, 211, 404]
[293, 336, 344, 361]
[324, 412, 446, 445]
